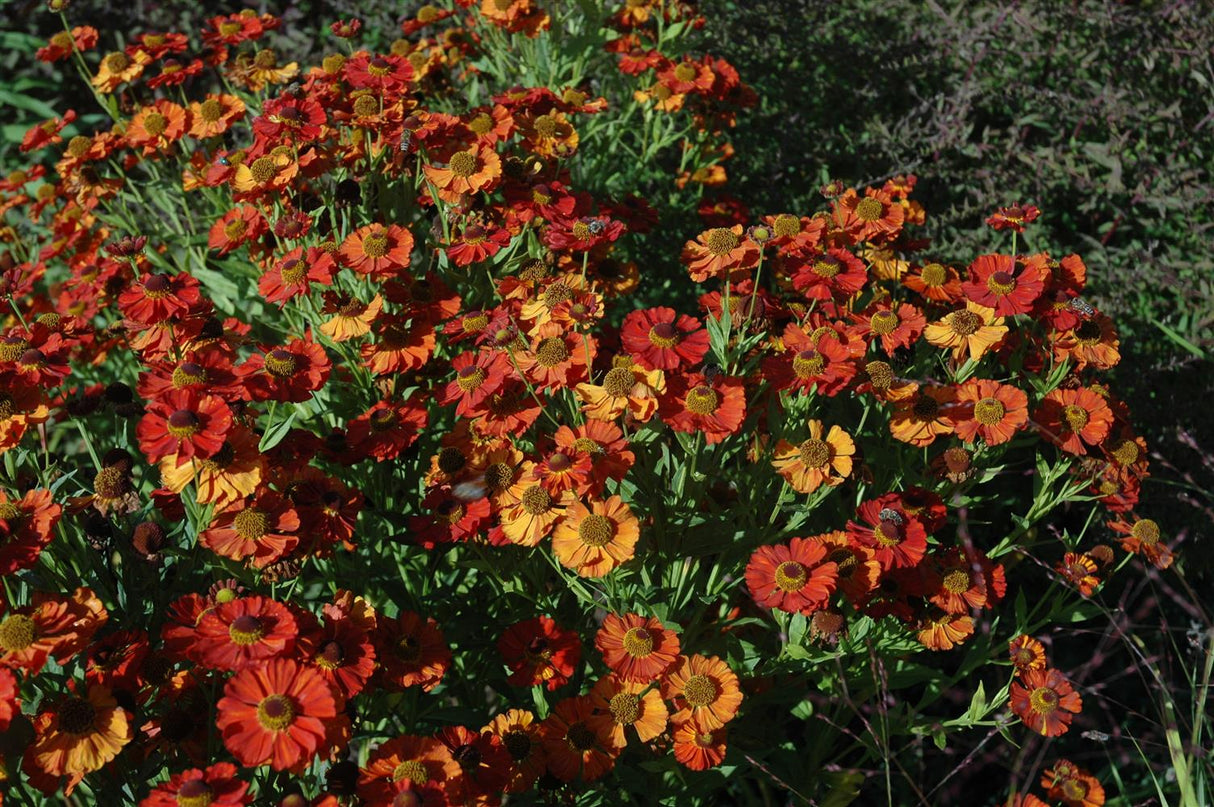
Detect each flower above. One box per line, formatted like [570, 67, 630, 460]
[619, 307, 710, 371]
[1056, 552, 1101, 596]
[136, 390, 232, 465]
[1042, 759, 1105, 807]
[339, 223, 415, 280]
[423, 144, 502, 199]
[853, 301, 925, 354]
[192, 595, 299, 671]
[497, 616, 582, 690]
[770, 420, 855, 493]
[26, 684, 132, 792]
[986, 204, 1040, 233]
[1010, 667, 1082, 737]
[1108, 517, 1172, 570]
[587, 674, 669, 749]
[663, 654, 743, 730]
[594, 613, 681, 683]
[681, 225, 760, 282]
[846, 499, 928, 570]
[659, 371, 747, 444]
[1009, 635, 1047, 672]
[924, 301, 1009, 361]
[1036, 387, 1113, 455]
[915, 611, 975, 650]
[551, 496, 640, 578]
[763, 325, 856, 396]
[140, 763, 252, 807]
[963, 253, 1045, 316]
[216, 658, 342, 771]
[375, 611, 451, 691]
[672, 716, 728, 771]
[745, 537, 839, 614]
[538, 695, 618, 782]
[0, 587, 107, 674]
[358, 734, 458, 805]
[483, 709, 546, 793]
[952, 379, 1029, 446]
[0, 488, 61, 575]
[200, 492, 300, 568]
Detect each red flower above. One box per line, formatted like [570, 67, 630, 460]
[846, 498, 928, 570]
[439, 350, 511, 417]
[1035, 387, 1113, 455]
[338, 223, 414, 280]
[986, 203, 1040, 233]
[375, 611, 451, 692]
[192, 595, 298, 671]
[216, 658, 343, 771]
[745, 537, 838, 615]
[0, 488, 61, 575]
[346, 399, 429, 462]
[139, 762, 251, 807]
[200, 492, 300, 568]
[258, 246, 333, 304]
[963, 254, 1045, 316]
[763, 324, 855, 396]
[619, 307, 710, 371]
[136, 390, 232, 465]
[659, 372, 747, 444]
[681, 225, 760, 283]
[239, 337, 331, 402]
[118, 272, 205, 325]
[497, 616, 582, 690]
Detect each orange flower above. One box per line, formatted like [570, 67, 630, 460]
[232, 150, 298, 198]
[1108, 517, 1172, 570]
[1009, 635, 1047, 672]
[1042, 759, 1106, 807]
[0, 372, 49, 452]
[903, 261, 963, 303]
[551, 496, 640, 578]
[680, 224, 760, 283]
[159, 427, 264, 508]
[125, 100, 188, 156]
[499, 477, 572, 547]
[915, 611, 974, 651]
[92, 49, 150, 92]
[924, 301, 1008, 361]
[672, 715, 728, 771]
[770, 420, 855, 493]
[1035, 387, 1113, 455]
[952, 379, 1029, 446]
[358, 734, 459, 805]
[482, 709, 546, 794]
[1009, 667, 1082, 737]
[575, 356, 665, 422]
[216, 658, 342, 771]
[662, 654, 743, 730]
[26, 684, 132, 793]
[1050, 313, 1120, 370]
[192, 595, 298, 671]
[834, 187, 905, 243]
[319, 293, 383, 343]
[889, 384, 957, 447]
[1056, 552, 1101, 597]
[188, 94, 246, 138]
[423, 144, 502, 199]
[0, 487, 61, 575]
[0, 587, 107, 674]
[200, 491, 299, 568]
[538, 695, 618, 782]
[594, 613, 681, 683]
[816, 530, 881, 601]
[587, 674, 669, 749]
[338, 223, 414, 280]
[745, 537, 839, 615]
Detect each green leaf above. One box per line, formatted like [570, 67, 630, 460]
[259, 410, 297, 452]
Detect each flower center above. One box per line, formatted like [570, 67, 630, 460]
[798, 438, 832, 469]
[93, 466, 129, 498]
[256, 694, 296, 731]
[609, 692, 641, 724]
[1063, 404, 1089, 432]
[566, 721, 597, 751]
[674, 63, 698, 82]
[535, 337, 570, 367]
[483, 462, 513, 493]
[622, 627, 654, 657]
[942, 569, 970, 594]
[920, 263, 947, 286]
[468, 112, 493, 135]
[912, 394, 940, 420]
[602, 367, 635, 397]
[176, 778, 215, 807]
[1131, 519, 1160, 545]
[520, 485, 552, 515]
[682, 674, 718, 707]
[228, 614, 265, 645]
[986, 271, 1017, 295]
[370, 409, 398, 432]
[0, 502, 21, 520]
[1109, 438, 1141, 466]
[172, 362, 207, 388]
[391, 759, 429, 784]
[0, 614, 36, 651]
[578, 514, 615, 548]
[532, 114, 558, 139]
[361, 232, 389, 258]
[1028, 686, 1059, 715]
[199, 98, 223, 122]
[143, 112, 168, 137]
[870, 310, 899, 335]
[279, 258, 307, 285]
[950, 310, 981, 336]
[167, 409, 201, 438]
[864, 360, 892, 391]
[503, 729, 532, 760]
[437, 447, 466, 474]
[1074, 319, 1101, 343]
[543, 283, 572, 308]
[104, 52, 132, 72]
[775, 561, 808, 592]
[58, 697, 98, 734]
[455, 364, 487, 392]
[973, 397, 1006, 425]
[875, 520, 903, 547]
[792, 349, 825, 378]
[249, 156, 277, 185]
[396, 635, 420, 661]
[854, 197, 884, 221]
[264, 348, 297, 378]
[233, 508, 269, 541]
[448, 150, 477, 178]
[705, 228, 739, 256]
[223, 219, 248, 240]
[684, 385, 720, 415]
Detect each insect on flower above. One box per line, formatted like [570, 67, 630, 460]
[878, 507, 904, 525]
[1068, 297, 1096, 317]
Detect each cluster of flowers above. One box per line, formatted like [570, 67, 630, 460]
[0, 0, 1165, 802]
